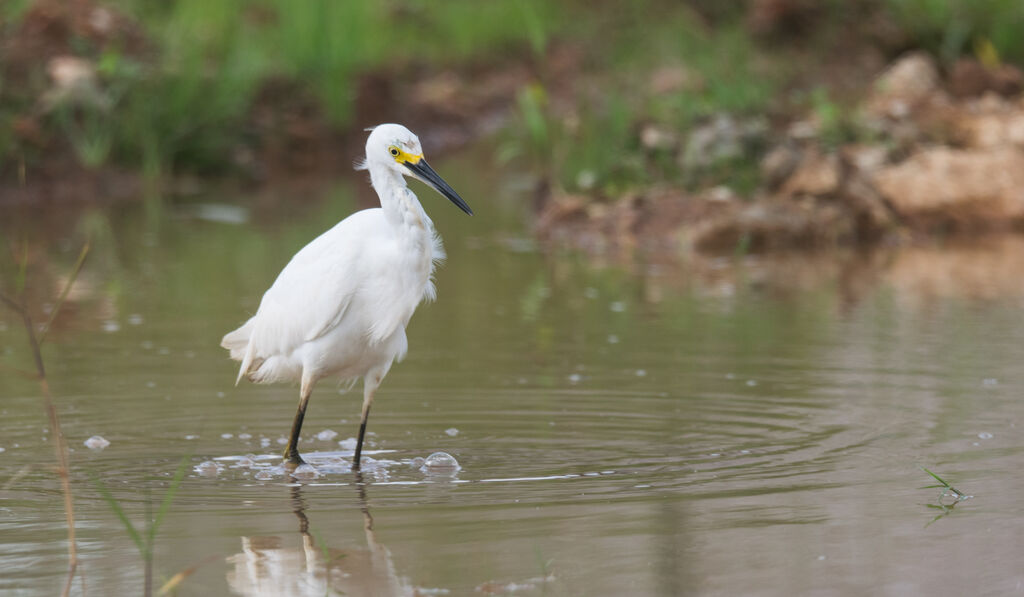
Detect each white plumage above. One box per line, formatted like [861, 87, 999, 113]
[222, 123, 472, 469]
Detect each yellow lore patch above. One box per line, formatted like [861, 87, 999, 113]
[388, 146, 423, 165]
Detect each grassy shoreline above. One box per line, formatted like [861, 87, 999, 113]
[3, 0, 1024, 203]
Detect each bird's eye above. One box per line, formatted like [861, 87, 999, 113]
[389, 147, 400, 157]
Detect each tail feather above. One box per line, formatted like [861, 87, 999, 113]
[235, 343, 255, 386]
[222, 319, 255, 385]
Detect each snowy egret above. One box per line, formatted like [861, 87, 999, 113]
[222, 123, 472, 469]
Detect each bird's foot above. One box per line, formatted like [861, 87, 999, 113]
[282, 448, 307, 468]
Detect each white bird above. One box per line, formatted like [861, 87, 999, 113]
[221, 124, 472, 469]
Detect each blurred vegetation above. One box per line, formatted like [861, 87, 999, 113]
[885, 0, 1024, 65]
[0, 0, 561, 176]
[501, 12, 777, 196]
[3, 0, 1024, 188]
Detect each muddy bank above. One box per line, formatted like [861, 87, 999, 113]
[537, 52, 1024, 255]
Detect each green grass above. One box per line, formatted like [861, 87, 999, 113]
[91, 456, 190, 596]
[0, 0, 560, 176]
[885, 0, 1024, 65]
[920, 467, 971, 501]
[501, 9, 780, 196]
[9, 0, 1021, 187]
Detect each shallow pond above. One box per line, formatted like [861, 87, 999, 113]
[3, 160, 1024, 596]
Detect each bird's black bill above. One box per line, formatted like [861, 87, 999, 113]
[405, 159, 473, 215]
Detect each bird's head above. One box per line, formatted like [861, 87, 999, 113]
[360, 123, 473, 216]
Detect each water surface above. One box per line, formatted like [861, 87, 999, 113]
[3, 164, 1024, 595]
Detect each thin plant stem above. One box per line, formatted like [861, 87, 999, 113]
[39, 241, 91, 345]
[157, 555, 222, 596]
[0, 296, 80, 597]
[0, 241, 90, 597]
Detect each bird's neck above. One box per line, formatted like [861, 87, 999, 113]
[369, 165, 431, 236]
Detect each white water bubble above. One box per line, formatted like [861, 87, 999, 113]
[254, 470, 273, 481]
[568, 373, 582, 384]
[410, 457, 426, 469]
[978, 432, 994, 439]
[195, 461, 220, 477]
[238, 433, 252, 440]
[445, 427, 459, 437]
[583, 287, 599, 299]
[607, 334, 620, 344]
[101, 320, 120, 333]
[982, 378, 999, 387]
[420, 451, 461, 475]
[635, 369, 647, 377]
[609, 301, 626, 313]
[0, 447, 5, 453]
[276, 437, 288, 446]
[84, 435, 110, 450]
[221, 433, 233, 439]
[184, 434, 198, 440]
[315, 429, 338, 441]
[746, 379, 758, 387]
[292, 464, 319, 479]
[260, 438, 271, 448]
[338, 437, 357, 451]
[128, 314, 144, 325]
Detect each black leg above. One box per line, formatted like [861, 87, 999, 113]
[284, 392, 311, 466]
[353, 404, 371, 470]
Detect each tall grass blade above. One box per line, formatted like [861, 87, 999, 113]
[147, 456, 190, 549]
[91, 474, 147, 555]
[921, 467, 970, 500]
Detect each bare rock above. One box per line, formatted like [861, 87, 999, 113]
[760, 144, 801, 190]
[840, 164, 900, 235]
[872, 147, 1024, 227]
[681, 114, 768, 170]
[865, 51, 942, 119]
[693, 198, 853, 253]
[841, 143, 890, 173]
[780, 148, 841, 197]
[954, 97, 1024, 149]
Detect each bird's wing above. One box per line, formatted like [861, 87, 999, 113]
[244, 211, 382, 362]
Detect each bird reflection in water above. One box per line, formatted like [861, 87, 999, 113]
[226, 475, 415, 597]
